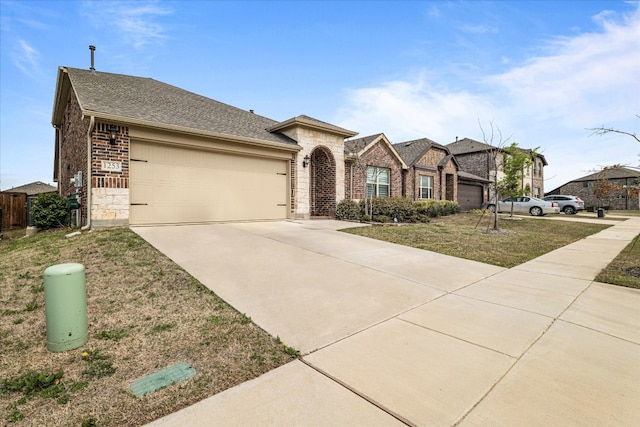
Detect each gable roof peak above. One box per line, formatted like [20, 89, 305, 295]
[268, 115, 358, 138]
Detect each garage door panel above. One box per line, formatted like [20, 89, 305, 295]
[458, 184, 483, 211]
[130, 141, 288, 225]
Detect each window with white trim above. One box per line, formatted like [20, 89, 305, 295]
[418, 175, 433, 199]
[366, 167, 390, 197]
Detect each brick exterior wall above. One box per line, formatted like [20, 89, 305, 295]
[405, 147, 457, 201]
[553, 178, 640, 210]
[310, 146, 336, 216]
[57, 95, 132, 228]
[90, 122, 130, 227]
[345, 142, 403, 200]
[455, 150, 546, 198]
[58, 90, 90, 226]
[453, 151, 499, 181]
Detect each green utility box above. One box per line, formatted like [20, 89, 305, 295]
[43, 263, 88, 352]
[67, 196, 80, 210]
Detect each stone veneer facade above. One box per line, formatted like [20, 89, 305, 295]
[276, 126, 346, 219]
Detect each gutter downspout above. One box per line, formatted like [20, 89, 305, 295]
[81, 116, 95, 230]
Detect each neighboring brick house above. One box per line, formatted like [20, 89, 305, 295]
[546, 167, 640, 210]
[344, 134, 406, 200]
[393, 138, 458, 202]
[52, 66, 359, 227]
[446, 137, 547, 201]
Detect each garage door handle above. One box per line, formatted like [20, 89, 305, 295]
[277, 173, 286, 176]
[131, 158, 148, 162]
[131, 203, 148, 206]
[277, 204, 286, 206]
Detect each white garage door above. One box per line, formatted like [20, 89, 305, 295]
[129, 141, 289, 225]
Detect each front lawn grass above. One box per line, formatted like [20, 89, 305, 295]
[0, 228, 295, 426]
[596, 235, 640, 288]
[341, 213, 612, 268]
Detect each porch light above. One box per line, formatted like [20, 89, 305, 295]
[108, 125, 118, 145]
[302, 154, 310, 168]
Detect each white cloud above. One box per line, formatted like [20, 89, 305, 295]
[335, 4, 640, 191]
[12, 39, 40, 76]
[82, 1, 172, 49]
[335, 75, 497, 144]
[458, 24, 498, 34]
[488, 6, 640, 127]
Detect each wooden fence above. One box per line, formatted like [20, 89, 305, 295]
[1, 192, 27, 230]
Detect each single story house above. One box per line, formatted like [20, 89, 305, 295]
[393, 137, 458, 202]
[52, 66, 364, 227]
[344, 133, 407, 200]
[546, 167, 639, 210]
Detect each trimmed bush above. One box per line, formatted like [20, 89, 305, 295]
[360, 197, 416, 222]
[31, 193, 68, 229]
[335, 199, 362, 221]
[414, 200, 460, 218]
[336, 197, 460, 223]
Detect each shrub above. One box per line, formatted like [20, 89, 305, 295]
[360, 197, 416, 222]
[31, 193, 68, 229]
[413, 200, 460, 218]
[335, 199, 362, 221]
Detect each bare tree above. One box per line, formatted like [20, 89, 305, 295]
[587, 115, 640, 143]
[478, 120, 512, 231]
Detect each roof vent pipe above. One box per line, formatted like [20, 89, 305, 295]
[89, 45, 96, 72]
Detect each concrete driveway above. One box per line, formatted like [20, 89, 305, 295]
[135, 218, 640, 426]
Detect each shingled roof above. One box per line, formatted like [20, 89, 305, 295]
[52, 67, 297, 146]
[447, 137, 547, 165]
[393, 137, 450, 166]
[446, 137, 496, 155]
[344, 134, 384, 155]
[1, 181, 57, 195]
[570, 167, 640, 182]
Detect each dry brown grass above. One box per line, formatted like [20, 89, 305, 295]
[0, 227, 295, 426]
[342, 212, 612, 268]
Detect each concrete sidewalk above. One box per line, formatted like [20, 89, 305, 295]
[138, 217, 640, 427]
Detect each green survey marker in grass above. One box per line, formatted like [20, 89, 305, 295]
[130, 363, 196, 398]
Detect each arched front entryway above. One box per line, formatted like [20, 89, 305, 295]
[309, 146, 336, 217]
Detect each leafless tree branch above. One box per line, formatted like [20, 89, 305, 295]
[587, 115, 640, 143]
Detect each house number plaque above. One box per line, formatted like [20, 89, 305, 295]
[101, 160, 122, 172]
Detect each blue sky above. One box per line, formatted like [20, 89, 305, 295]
[1, 0, 638, 192]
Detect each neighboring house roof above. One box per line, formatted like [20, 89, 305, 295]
[446, 137, 548, 166]
[570, 166, 640, 182]
[457, 171, 491, 183]
[343, 134, 408, 169]
[393, 137, 459, 169]
[269, 115, 357, 138]
[344, 134, 383, 155]
[52, 67, 297, 147]
[546, 167, 640, 194]
[1, 181, 57, 196]
[446, 138, 495, 155]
